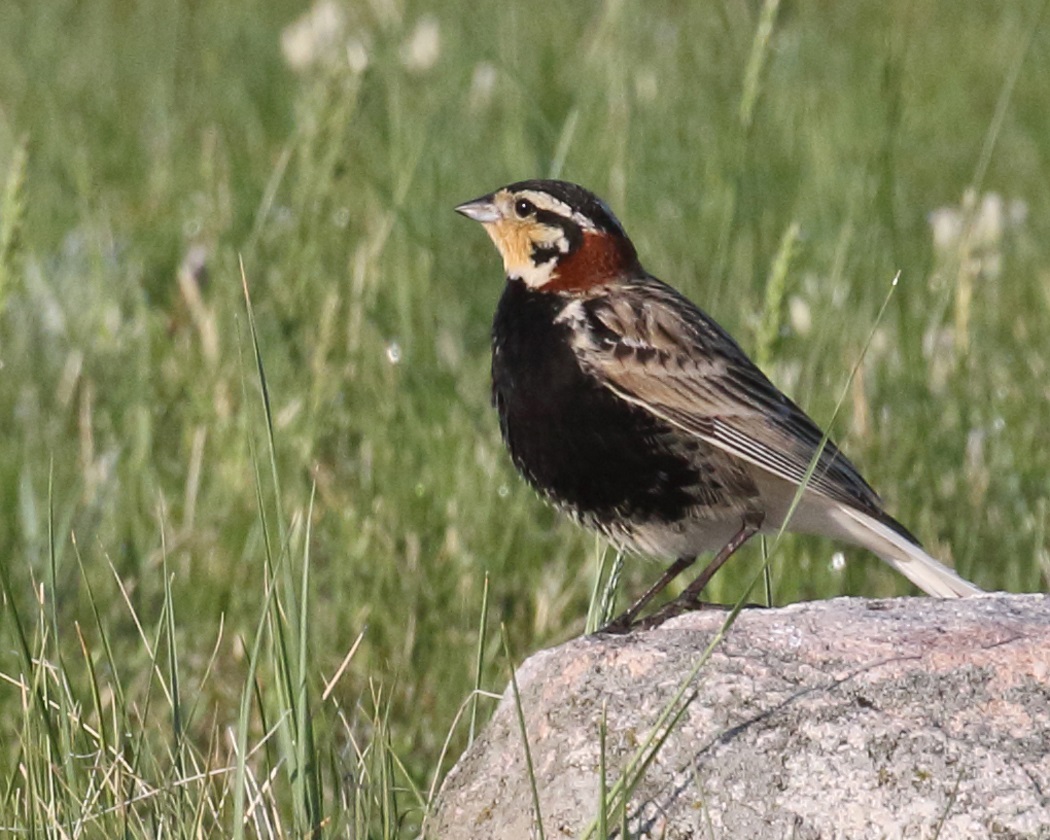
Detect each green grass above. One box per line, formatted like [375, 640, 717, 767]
[1, 0, 1049, 834]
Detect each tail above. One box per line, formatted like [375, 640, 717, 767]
[825, 504, 983, 597]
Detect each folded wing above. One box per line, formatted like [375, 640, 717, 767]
[568, 275, 889, 521]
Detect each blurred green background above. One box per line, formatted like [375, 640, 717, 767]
[1, 0, 1047, 834]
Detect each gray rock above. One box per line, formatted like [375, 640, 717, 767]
[428, 594, 1050, 839]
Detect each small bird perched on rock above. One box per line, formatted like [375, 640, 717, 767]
[455, 179, 981, 630]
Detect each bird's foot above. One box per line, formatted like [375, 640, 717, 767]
[599, 598, 768, 633]
[594, 613, 636, 635]
[594, 598, 723, 634]
[631, 598, 727, 631]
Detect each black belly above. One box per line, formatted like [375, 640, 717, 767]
[491, 280, 698, 525]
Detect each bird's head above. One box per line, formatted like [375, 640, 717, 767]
[455, 180, 639, 292]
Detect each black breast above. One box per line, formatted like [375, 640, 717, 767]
[491, 280, 697, 524]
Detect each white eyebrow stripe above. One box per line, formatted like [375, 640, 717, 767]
[518, 190, 599, 231]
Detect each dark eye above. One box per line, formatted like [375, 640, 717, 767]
[514, 198, 536, 218]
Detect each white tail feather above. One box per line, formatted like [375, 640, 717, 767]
[826, 504, 982, 597]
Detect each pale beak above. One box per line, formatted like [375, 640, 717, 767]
[454, 195, 501, 224]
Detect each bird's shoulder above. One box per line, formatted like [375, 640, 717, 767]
[560, 274, 764, 393]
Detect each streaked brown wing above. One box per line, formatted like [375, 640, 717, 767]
[570, 274, 886, 515]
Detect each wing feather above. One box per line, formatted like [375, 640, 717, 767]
[571, 275, 885, 514]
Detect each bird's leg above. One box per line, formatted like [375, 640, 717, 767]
[599, 555, 696, 633]
[676, 512, 763, 605]
[630, 514, 764, 631]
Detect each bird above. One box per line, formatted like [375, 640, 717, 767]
[454, 179, 982, 630]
